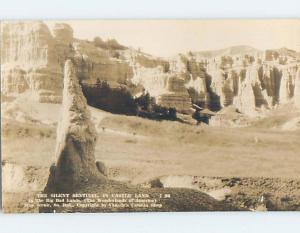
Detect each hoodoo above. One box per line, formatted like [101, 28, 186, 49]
[44, 59, 104, 193]
[233, 67, 257, 115]
[1, 22, 299, 115]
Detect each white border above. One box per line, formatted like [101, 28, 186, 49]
[1, 0, 300, 232]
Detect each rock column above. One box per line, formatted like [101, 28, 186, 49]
[45, 59, 103, 193]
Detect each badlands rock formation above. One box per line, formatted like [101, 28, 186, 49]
[129, 52, 170, 97]
[72, 40, 133, 85]
[1, 21, 299, 116]
[1, 21, 64, 103]
[41, 60, 239, 212]
[157, 76, 192, 113]
[200, 58, 300, 114]
[233, 66, 257, 115]
[44, 60, 104, 193]
[279, 69, 291, 104]
[52, 23, 74, 67]
[206, 63, 226, 109]
[185, 74, 210, 108]
[1, 21, 133, 102]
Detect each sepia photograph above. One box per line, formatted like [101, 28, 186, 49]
[1, 19, 300, 213]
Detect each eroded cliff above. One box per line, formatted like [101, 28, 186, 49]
[1, 21, 299, 116]
[1, 21, 63, 103]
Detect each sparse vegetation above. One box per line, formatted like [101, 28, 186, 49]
[82, 80, 177, 121]
[82, 79, 137, 115]
[93, 37, 127, 50]
[192, 109, 209, 124]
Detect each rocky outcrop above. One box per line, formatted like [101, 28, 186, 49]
[1, 21, 57, 68]
[185, 75, 210, 108]
[1, 21, 63, 102]
[169, 55, 210, 108]
[53, 23, 73, 43]
[221, 71, 236, 106]
[204, 59, 300, 115]
[2, 21, 299, 115]
[44, 60, 104, 193]
[124, 49, 170, 97]
[53, 23, 74, 67]
[233, 67, 257, 115]
[131, 64, 169, 97]
[157, 76, 192, 113]
[39, 61, 239, 213]
[207, 64, 226, 109]
[0, 21, 135, 103]
[73, 40, 133, 85]
[247, 67, 268, 108]
[169, 53, 299, 115]
[279, 69, 292, 104]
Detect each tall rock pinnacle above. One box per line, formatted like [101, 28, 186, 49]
[45, 59, 103, 193]
[233, 67, 257, 115]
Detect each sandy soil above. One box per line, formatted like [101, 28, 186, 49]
[2, 96, 300, 212]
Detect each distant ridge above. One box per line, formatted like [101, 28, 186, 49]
[266, 47, 300, 58]
[191, 45, 262, 58]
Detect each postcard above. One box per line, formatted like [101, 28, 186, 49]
[1, 20, 300, 213]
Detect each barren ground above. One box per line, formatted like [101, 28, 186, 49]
[2, 95, 300, 212]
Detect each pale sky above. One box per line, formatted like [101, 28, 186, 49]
[46, 20, 300, 58]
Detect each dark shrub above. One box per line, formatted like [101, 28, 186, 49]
[82, 80, 137, 115]
[192, 110, 209, 124]
[82, 81, 177, 121]
[93, 37, 127, 50]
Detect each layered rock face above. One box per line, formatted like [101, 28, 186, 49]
[223, 70, 239, 106]
[2, 21, 299, 115]
[1, 21, 63, 103]
[73, 40, 133, 86]
[45, 60, 103, 193]
[126, 50, 170, 97]
[131, 65, 169, 97]
[1, 21, 57, 68]
[157, 76, 192, 113]
[192, 56, 300, 114]
[205, 62, 239, 110]
[279, 69, 293, 104]
[169, 55, 211, 109]
[260, 64, 300, 107]
[185, 74, 210, 108]
[53, 23, 74, 67]
[233, 67, 258, 115]
[1, 21, 134, 103]
[153, 51, 299, 115]
[207, 65, 226, 109]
